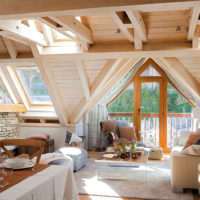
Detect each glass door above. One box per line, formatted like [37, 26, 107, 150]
[135, 79, 163, 147]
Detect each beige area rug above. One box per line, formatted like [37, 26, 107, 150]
[74, 157, 193, 200]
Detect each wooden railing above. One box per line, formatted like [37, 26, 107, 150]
[109, 112, 193, 148]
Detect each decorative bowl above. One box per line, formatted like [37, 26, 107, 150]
[6, 158, 30, 168]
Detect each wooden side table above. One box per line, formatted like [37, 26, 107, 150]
[18, 139, 54, 155]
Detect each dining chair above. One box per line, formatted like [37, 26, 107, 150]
[0, 139, 46, 164]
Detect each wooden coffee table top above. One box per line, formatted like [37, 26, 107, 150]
[95, 150, 150, 164]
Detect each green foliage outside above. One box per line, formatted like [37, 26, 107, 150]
[108, 83, 192, 114]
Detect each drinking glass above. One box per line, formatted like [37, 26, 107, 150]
[2, 161, 13, 176]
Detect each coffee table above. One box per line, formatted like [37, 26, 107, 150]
[95, 150, 150, 182]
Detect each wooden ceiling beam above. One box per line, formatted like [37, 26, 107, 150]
[0, 66, 18, 104]
[76, 59, 90, 100]
[2, 37, 18, 58]
[154, 57, 200, 102]
[31, 44, 69, 126]
[1, 66, 23, 104]
[192, 25, 200, 48]
[40, 41, 200, 60]
[50, 15, 93, 44]
[40, 23, 53, 46]
[0, 58, 35, 65]
[111, 12, 134, 42]
[188, 6, 200, 40]
[126, 10, 147, 42]
[0, 104, 26, 112]
[0, 0, 199, 19]
[0, 30, 30, 45]
[70, 58, 140, 123]
[90, 59, 125, 96]
[0, 20, 47, 46]
[39, 17, 80, 43]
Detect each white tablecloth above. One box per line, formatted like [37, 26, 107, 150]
[0, 165, 79, 200]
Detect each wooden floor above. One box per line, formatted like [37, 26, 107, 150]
[78, 151, 199, 200]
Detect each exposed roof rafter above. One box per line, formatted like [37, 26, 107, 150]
[0, 20, 47, 46]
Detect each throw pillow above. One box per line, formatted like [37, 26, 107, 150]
[118, 126, 137, 141]
[182, 145, 200, 156]
[27, 133, 49, 141]
[183, 133, 200, 149]
[176, 131, 192, 146]
[66, 131, 82, 144]
[104, 132, 114, 147]
[193, 137, 200, 145]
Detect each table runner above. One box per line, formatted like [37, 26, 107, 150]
[0, 164, 50, 193]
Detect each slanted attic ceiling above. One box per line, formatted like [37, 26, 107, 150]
[0, 0, 200, 126]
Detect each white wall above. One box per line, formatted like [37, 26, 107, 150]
[19, 126, 67, 150]
[19, 123, 84, 150]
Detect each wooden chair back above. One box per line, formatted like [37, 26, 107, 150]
[0, 139, 46, 164]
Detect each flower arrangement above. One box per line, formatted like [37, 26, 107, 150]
[115, 138, 129, 154]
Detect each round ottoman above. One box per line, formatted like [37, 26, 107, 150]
[55, 147, 88, 172]
[149, 147, 163, 160]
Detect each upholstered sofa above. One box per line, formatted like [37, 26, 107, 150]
[171, 130, 200, 192]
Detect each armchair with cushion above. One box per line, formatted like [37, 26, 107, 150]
[170, 130, 200, 192]
[100, 119, 144, 148]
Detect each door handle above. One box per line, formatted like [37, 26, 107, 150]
[138, 108, 140, 115]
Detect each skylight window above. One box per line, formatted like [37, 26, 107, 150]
[16, 68, 52, 105]
[53, 30, 69, 40]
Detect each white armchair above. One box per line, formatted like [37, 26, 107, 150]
[171, 130, 200, 192]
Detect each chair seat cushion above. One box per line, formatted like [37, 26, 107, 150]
[55, 147, 88, 171]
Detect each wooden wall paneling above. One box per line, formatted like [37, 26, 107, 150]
[76, 59, 90, 100]
[31, 44, 69, 125]
[70, 58, 140, 123]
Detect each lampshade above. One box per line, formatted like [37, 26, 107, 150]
[192, 107, 200, 119]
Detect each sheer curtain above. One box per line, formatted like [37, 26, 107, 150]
[87, 58, 145, 150]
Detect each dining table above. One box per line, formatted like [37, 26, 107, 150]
[0, 164, 79, 200]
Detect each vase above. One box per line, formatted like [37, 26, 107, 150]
[130, 145, 136, 153]
[120, 145, 126, 154]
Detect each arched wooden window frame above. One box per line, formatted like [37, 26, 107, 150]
[107, 58, 195, 152]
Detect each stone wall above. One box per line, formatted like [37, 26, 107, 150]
[0, 113, 19, 139]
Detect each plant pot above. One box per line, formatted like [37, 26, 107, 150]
[114, 142, 120, 151]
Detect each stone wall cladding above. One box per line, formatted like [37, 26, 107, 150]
[0, 113, 19, 139]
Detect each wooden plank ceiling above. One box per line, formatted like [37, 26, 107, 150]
[0, 0, 200, 126]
